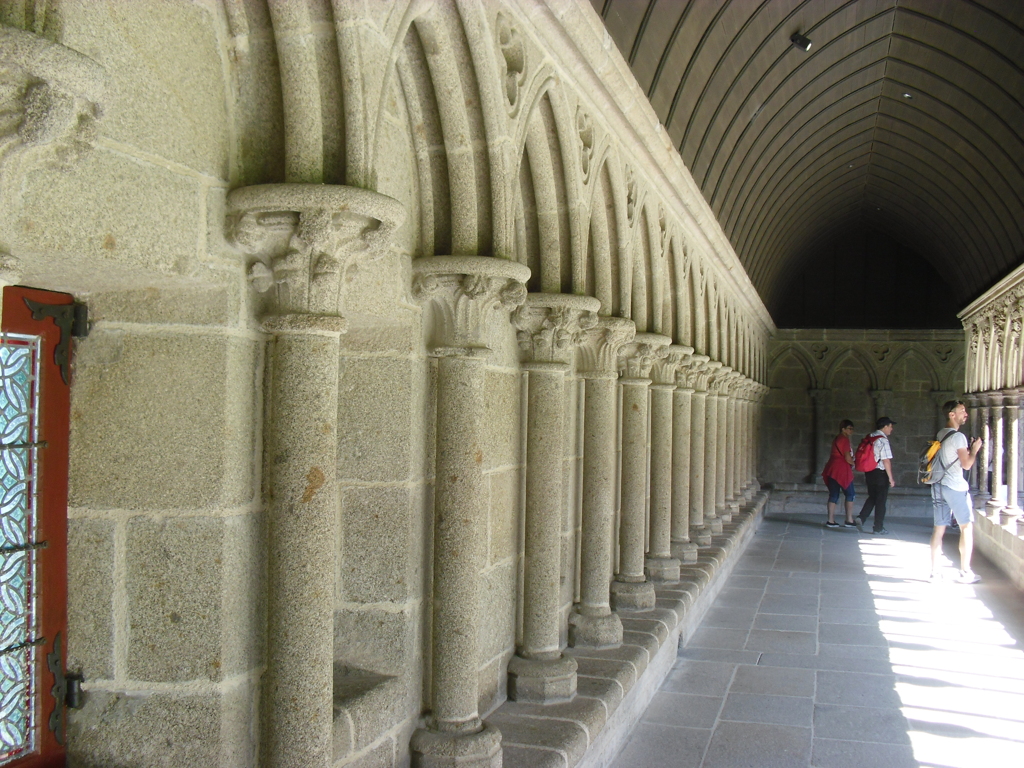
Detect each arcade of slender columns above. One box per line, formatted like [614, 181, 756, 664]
[407, 264, 769, 766]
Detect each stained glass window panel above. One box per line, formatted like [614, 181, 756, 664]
[0, 335, 39, 765]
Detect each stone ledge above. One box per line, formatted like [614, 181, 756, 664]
[973, 510, 1024, 592]
[497, 491, 769, 768]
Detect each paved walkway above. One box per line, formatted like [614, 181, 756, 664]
[611, 512, 1024, 768]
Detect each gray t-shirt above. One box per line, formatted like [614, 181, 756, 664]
[937, 428, 969, 491]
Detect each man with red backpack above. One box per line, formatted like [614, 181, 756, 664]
[854, 417, 896, 534]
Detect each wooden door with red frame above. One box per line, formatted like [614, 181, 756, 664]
[1, 286, 76, 767]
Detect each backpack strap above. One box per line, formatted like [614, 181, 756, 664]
[934, 429, 958, 472]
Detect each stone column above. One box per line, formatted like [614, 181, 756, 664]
[646, 345, 693, 581]
[671, 357, 699, 562]
[967, 394, 981, 496]
[711, 366, 732, 523]
[977, 395, 992, 507]
[612, 333, 672, 610]
[723, 374, 741, 514]
[1002, 390, 1022, 525]
[570, 318, 635, 648]
[507, 294, 599, 703]
[687, 357, 713, 546]
[228, 185, 404, 768]
[988, 392, 1007, 516]
[410, 256, 530, 767]
[809, 388, 829, 485]
[702, 362, 724, 534]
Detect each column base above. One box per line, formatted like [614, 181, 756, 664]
[568, 609, 622, 648]
[644, 555, 681, 583]
[707, 517, 724, 535]
[411, 721, 502, 768]
[690, 525, 713, 546]
[671, 540, 699, 563]
[1001, 506, 1022, 526]
[610, 578, 656, 611]
[974, 493, 991, 511]
[507, 654, 578, 704]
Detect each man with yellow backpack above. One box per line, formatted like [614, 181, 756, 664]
[927, 400, 983, 583]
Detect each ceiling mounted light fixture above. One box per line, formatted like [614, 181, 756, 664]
[790, 32, 812, 52]
[902, 92, 913, 99]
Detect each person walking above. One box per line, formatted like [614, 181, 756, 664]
[856, 417, 896, 535]
[822, 420, 857, 528]
[929, 400, 983, 583]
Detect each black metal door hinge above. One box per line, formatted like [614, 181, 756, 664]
[23, 298, 89, 385]
[46, 632, 84, 747]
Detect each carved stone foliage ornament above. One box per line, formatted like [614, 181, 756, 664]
[227, 184, 404, 331]
[496, 13, 525, 115]
[412, 256, 530, 351]
[513, 293, 600, 364]
[0, 26, 105, 176]
[651, 344, 693, 385]
[619, 333, 672, 380]
[577, 316, 635, 374]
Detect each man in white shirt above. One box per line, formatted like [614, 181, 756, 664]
[856, 417, 896, 534]
[930, 400, 983, 583]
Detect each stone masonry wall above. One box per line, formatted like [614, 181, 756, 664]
[761, 330, 966, 489]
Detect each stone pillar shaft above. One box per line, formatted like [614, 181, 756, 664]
[690, 392, 707, 529]
[715, 393, 728, 514]
[431, 351, 489, 727]
[571, 316, 634, 647]
[410, 256, 529, 767]
[671, 385, 697, 561]
[703, 392, 719, 525]
[989, 395, 1005, 510]
[617, 378, 651, 581]
[264, 329, 340, 768]
[978, 402, 992, 504]
[647, 384, 676, 561]
[1004, 395, 1021, 522]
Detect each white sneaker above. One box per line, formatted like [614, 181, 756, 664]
[956, 570, 981, 584]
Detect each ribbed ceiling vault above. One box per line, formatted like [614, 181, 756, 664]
[595, 0, 1024, 317]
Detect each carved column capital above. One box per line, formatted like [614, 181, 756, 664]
[679, 353, 711, 390]
[0, 26, 106, 174]
[619, 333, 673, 380]
[513, 293, 600, 365]
[228, 184, 405, 332]
[651, 344, 693, 386]
[577, 317, 636, 376]
[412, 256, 530, 352]
[706, 363, 730, 395]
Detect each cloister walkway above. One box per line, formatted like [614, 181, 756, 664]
[612, 510, 1024, 768]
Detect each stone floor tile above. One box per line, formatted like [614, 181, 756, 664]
[501, 744, 565, 768]
[611, 723, 710, 768]
[818, 606, 882, 625]
[719, 691, 814, 726]
[753, 613, 817, 632]
[756, 652, 895, 674]
[813, 703, 912, 745]
[688, 626, 749, 650]
[641, 691, 723, 729]
[759, 593, 820, 615]
[745, 629, 818, 654]
[819, 622, 888, 647]
[818, 643, 891, 661]
[677, 646, 762, 664]
[766, 576, 820, 595]
[729, 664, 815, 697]
[811, 738, 917, 768]
[701, 721, 812, 768]
[728, 574, 769, 590]
[701, 605, 757, 629]
[662, 659, 736, 696]
[713, 587, 765, 609]
[815, 670, 902, 708]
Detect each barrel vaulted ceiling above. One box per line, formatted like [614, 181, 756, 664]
[594, 0, 1024, 315]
